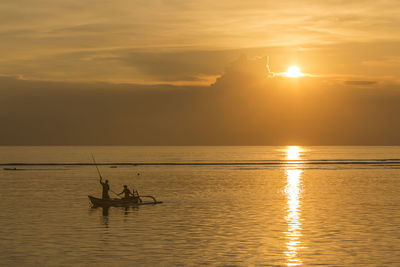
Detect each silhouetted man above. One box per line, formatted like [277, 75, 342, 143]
[118, 185, 132, 199]
[99, 177, 110, 199]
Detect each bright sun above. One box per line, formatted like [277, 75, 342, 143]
[286, 66, 303, 78]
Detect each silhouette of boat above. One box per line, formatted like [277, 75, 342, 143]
[3, 168, 20, 171]
[88, 195, 163, 207]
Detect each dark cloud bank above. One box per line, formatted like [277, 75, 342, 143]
[1, 57, 400, 145]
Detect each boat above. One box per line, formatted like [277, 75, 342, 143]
[88, 195, 163, 207]
[3, 167, 21, 171]
[89, 155, 162, 208]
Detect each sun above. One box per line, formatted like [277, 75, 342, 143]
[286, 66, 303, 78]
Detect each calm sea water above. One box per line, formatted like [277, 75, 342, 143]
[1, 146, 400, 266]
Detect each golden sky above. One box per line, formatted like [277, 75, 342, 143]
[2, 1, 400, 145]
[1, 0, 400, 84]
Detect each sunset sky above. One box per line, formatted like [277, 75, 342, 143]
[2, 0, 400, 145]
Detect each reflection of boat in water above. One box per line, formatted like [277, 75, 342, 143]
[88, 195, 163, 207]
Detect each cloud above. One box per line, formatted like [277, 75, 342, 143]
[345, 80, 377, 86]
[119, 50, 238, 82]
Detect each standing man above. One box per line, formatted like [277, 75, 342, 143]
[100, 177, 110, 199]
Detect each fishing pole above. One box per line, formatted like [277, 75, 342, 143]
[91, 154, 120, 198]
[91, 154, 102, 179]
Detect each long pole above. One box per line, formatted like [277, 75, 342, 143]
[91, 154, 119, 197]
[91, 154, 102, 179]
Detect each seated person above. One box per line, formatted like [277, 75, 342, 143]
[118, 185, 133, 199]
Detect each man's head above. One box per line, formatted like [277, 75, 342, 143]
[105, 179, 109, 184]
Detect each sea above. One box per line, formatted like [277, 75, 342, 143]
[1, 146, 400, 266]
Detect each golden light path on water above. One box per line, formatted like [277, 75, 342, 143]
[284, 146, 304, 266]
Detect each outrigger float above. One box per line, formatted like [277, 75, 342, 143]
[88, 195, 163, 207]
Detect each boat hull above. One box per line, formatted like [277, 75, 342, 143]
[88, 195, 162, 207]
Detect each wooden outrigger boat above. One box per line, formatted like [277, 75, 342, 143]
[89, 154, 163, 208]
[88, 195, 163, 207]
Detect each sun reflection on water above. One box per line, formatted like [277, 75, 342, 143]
[286, 146, 301, 161]
[284, 146, 303, 266]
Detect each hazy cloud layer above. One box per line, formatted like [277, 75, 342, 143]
[1, 41, 400, 85]
[2, 56, 400, 145]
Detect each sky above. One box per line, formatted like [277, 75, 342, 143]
[1, 0, 400, 145]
